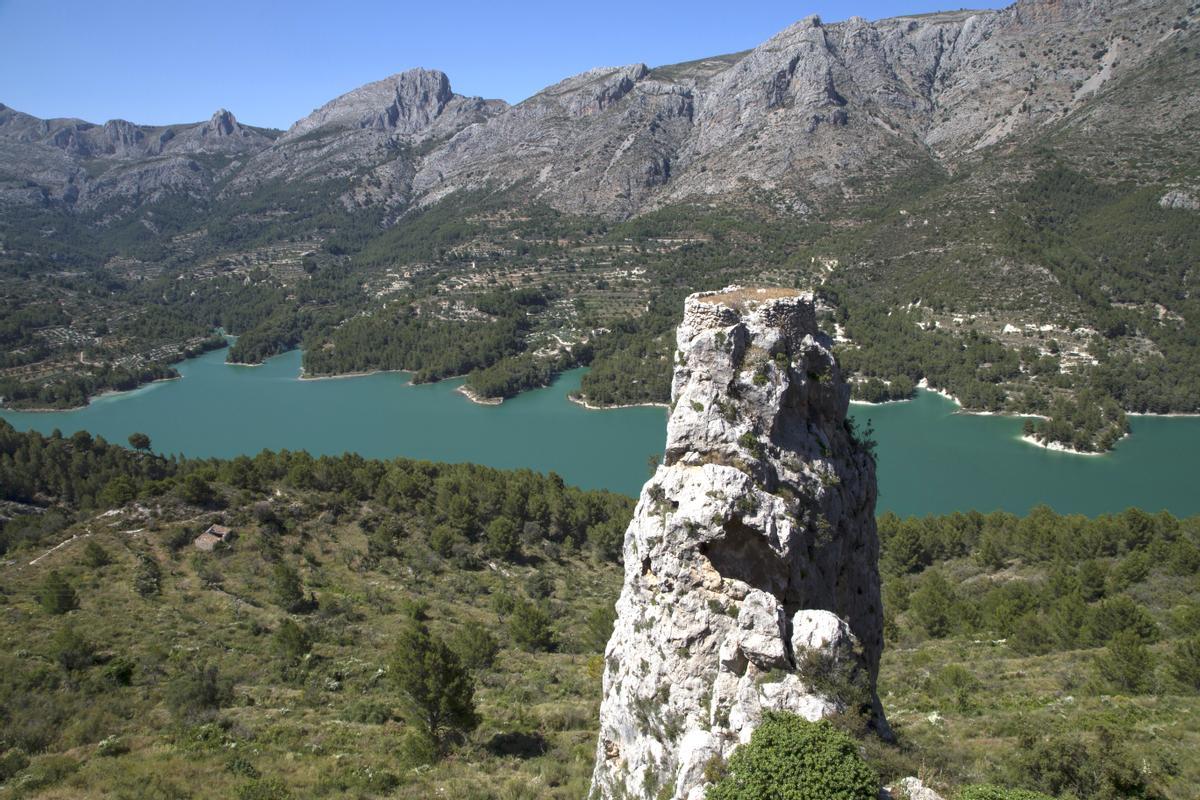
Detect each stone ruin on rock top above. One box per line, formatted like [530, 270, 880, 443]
[590, 286, 886, 800]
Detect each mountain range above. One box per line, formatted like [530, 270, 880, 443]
[2, 0, 1195, 221]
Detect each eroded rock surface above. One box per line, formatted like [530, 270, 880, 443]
[591, 287, 883, 800]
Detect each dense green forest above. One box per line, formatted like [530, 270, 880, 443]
[0, 363, 180, 410]
[0, 423, 1196, 798]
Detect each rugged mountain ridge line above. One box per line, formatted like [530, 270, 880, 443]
[1, 0, 1193, 218]
[591, 287, 883, 800]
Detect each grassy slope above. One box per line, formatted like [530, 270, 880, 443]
[1, 495, 620, 799]
[3, 486, 1199, 798]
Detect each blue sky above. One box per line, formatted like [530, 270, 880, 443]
[0, 0, 1008, 129]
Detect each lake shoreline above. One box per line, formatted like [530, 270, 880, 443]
[849, 398, 910, 407]
[1128, 411, 1200, 418]
[1, 376, 181, 414]
[567, 394, 670, 411]
[455, 384, 504, 406]
[1018, 433, 1107, 456]
[299, 368, 411, 382]
[6, 348, 1200, 518]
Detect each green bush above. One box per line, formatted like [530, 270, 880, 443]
[133, 554, 162, 597]
[707, 713, 878, 800]
[270, 563, 314, 613]
[957, 785, 1055, 800]
[509, 598, 555, 651]
[909, 571, 957, 637]
[1010, 727, 1155, 799]
[81, 540, 112, 568]
[0, 748, 30, 783]
[1096, 630, 1155, 693]
[165, 663, 233, 720]
[484, 516, 520, 559]
[583, 603, 617, 652]
[36, 570, 79, 615]
[1166, 637, 1200, 691]
[339, 699, 393, 724]
[272, 619, 312, 665]
[450, 624, 500, 670]
[51, 623, 95, 672]
[236, 776, 291, 800]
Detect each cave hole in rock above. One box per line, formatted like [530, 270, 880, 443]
[701, 516, 790, 602]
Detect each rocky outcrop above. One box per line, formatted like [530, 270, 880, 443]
[223, 69, 506, 207]
[893, 777, 948, 800]
[1160, 190, 1199, 211]
[282, 68, 504, 140]
[591, 287, 883, 800]
[0, 104, 272, 209]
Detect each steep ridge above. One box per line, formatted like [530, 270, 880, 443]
[225, 68, 508, 208]
[0, 104, 274, 210]
[591, 288, 883, 800]
[1, 0, 1193, 220]
[411, 0, 1193, 215]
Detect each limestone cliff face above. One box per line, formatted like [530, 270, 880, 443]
[2, 0, 1193, 220]
[591, 288, 883, 800]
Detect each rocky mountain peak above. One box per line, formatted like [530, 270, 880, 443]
[591, 287, 884, 800]
[284, 67, 486, 139]
[205, 108, 239, 137]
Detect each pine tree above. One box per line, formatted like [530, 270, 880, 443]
[36, 570, 79, 615]
[1096, 630, 1155, 693]
[392, 620, 478, 755]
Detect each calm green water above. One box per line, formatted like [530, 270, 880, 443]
[3, 347, 1198, 518]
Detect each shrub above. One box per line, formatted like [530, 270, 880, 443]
[273, 619, 312, 671]
[36, 571, 79, 615]
[133, 554, 162, 597]
[95, 735, 129, 757]
[165, 526, 195, 554]
[928, 664, 981, 711]
[236, 776, 290, 800]
[0, 748, 30, 783]
[509, 599, 555, 651]
[178, 474, 218, 507]
[1008, 612, 1054, 655]
[484, 517, 520, 559]
[51, 623, 95, 672]
[271, 563, 314, 613]
[1166, 637, 1200, 691]
[1095, 630, 1155, 693]
[339, 699, 393, 724]
[81, 540, 112, 568]
[165, 663, 233, 720]
[450, 624, 500, 670]
[583, 603, 617, 652]
[795, 648, 871, 712]
[909, 571, 957, 637]
[524, 570, 555, 598]
[1011, 727, 1154, 799]
[707, 713, 878, 800]
[957, 786, 1055, 800]
[103, 657, 135, 686]
[99, 476, 137, 508]
[1087, 595, 1157, 644]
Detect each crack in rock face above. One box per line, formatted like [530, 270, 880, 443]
[590, 286, 885, 800]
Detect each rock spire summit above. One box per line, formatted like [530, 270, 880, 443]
[591, 287, 885, 800]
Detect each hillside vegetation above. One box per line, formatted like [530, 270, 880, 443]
[0, 424, 1197, 798]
